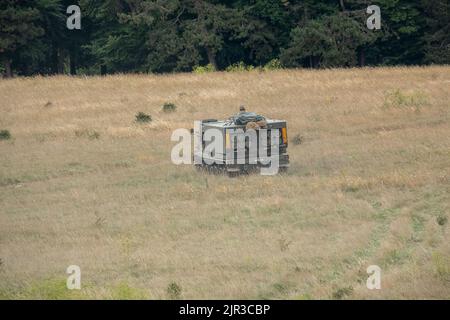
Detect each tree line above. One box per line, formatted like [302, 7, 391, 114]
[1, 0, 449, 77]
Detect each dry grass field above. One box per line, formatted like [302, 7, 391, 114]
[0, 66, 449, 299]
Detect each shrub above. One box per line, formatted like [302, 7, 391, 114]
[437, 214, 448, 226]
[135, 112, 152, 123]
[383, 89, 429, 110]
[162, 102, 177, 113]
[167, 282, 182, 299]
[74, 129, 100, 140]
[332, 286, 353, 299]
[193, 64, 216, 73]
[292, 134, 303, 145]
[263, 59, 283, 71]
[226, 61, 255, 72]
[0, 130, 11, 140]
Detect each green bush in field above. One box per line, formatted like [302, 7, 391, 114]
[162, 102, 177, 113]
[74, 129, 100, 140]
[0, 130, 11, 140]
[292, 134, 303, 145]
[263, 59, 283, 71]
[226, 61, 255, 72]
[383, 89, 429, 110]
[193, 64, 216, 73]
[332, 286, 353, 299]
[167, 282, 182, 299]
[436, 214, 448, 226]
[135, 112, 152, 123]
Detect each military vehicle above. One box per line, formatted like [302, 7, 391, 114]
[193, 108, 289, 176]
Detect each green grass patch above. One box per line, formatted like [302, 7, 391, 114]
[381, 249, 411, 267]
[111, 282, 149, 300]
[383, 89, 429, 110]
[432, 252, 450, 282]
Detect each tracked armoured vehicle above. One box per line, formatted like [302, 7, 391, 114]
[193, 108, 289, 176]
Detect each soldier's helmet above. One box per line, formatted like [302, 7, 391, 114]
[239, 105, 246, 112]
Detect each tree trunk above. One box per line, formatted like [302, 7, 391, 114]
[3, 59, 12, 78]
[339, 0, 346, 12]
[358, 48, 366, 67]
[51, 47, 58, 74]
[100, 65, 107, 75]
[57, 48, 65, 74]
[69, 53, 77, 75]
[205, 47, 217, 69]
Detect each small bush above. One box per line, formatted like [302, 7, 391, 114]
[0, 130, 11, 140]
[332, 286, 353, 299]
[162, 102, 177, 113]
[135, 112, 152, 123]
[226, 61, 255, 72]
[292, 134, 303, 145]
[193, 64, 216, 73]
[383, 89, 429, 110]
[263, 59, 283, 71]
[436, 214, 448, 226]
[278, 238, 292, 252]
[75, 129, 100, 140]
[167, 282, 182, 299]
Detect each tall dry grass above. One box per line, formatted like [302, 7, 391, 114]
[0, 66, 449, 299]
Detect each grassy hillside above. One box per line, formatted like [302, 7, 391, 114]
[0, 67, 449, 299]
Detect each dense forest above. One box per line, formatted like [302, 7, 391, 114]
[1, 0, 449, 77]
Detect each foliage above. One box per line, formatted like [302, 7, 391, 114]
[162, 102, 177, 113]
[226, 61, 255, 72]
[1, 0, 449, 77]
[383, 89, 429, 109]
[332, 286, 353, 299]
[135, 112, 152, 123]
[0, 130, 11, 140]
[436, 214, 448, 226]
[263, 58, 283, 71]
[281, 14, 379, 67]
[291, 134, 303, 145]
[167, 282, 182, 299]
[193, 63, 216, 73]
